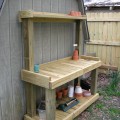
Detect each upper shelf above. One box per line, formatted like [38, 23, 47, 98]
[21, 55, 101, 89]
[19, 10, 87, 22]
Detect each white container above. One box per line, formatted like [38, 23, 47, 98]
[68, 85, 74, 98]
[75, 86, 82, 94]
[38, 100, 46, 120]
[38, 109, 46, 120]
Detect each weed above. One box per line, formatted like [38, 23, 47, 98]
[108, 107, 120, 116]
[95, 103, 104, 109]
[87, 105, 93, 113]
[104, 71, 120, 96]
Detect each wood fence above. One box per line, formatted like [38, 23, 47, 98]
[86, 11, 120, 69]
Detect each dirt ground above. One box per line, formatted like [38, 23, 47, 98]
[78, 72, 120, 120]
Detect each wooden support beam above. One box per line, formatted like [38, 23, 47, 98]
[86, 41, 120, 46]
[26, 84, 36, 117]
[100, 64, 118, 71]
[21, 70, 51, 88]
[45, 89, 56, 120]
[79, 21, 84, 55]
[23, 19, 36, 117]
[76, 20, 84, 56]
[90, 69, 98, 95]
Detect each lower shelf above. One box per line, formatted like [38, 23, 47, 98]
[24, 93, 99, 120]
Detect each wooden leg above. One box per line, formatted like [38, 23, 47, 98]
[90, 69, 98, 95]
[45, 89, 56, 120]
[26, 83, 36, 117]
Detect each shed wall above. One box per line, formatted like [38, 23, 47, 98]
[0, 0, 79, 120]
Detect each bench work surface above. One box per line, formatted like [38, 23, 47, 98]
[21, 56, 101, 89]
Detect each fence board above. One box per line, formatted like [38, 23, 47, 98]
[86, 11, 120, 69]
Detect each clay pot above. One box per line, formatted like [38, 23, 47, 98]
[57, 91, 63, 99]
[62, 88, 68, 97]
[72, 49, 79, 60]
[78, 12, 81, 16]
[70, 11, 75, 16]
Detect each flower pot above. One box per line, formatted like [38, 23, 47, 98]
[78, 12, 81, 16]
[72, 49, 79, 60]
[62, 88, 68, 97]
[70, 11, 75, 16]
[57, 91, 63, 99]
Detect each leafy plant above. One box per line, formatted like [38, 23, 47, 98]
[104, 71, 120, 96]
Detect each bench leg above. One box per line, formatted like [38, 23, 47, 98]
[45, 89, 56, 120]
[90, 69, 98, 95]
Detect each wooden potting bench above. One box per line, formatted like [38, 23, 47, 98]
[19, 10, 102, 120]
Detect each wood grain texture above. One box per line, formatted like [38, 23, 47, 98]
[21, 56, 101, 89]
[86, 11, 120, 69]
[24, 93, 99, 120]
[45, 89, 56, 120]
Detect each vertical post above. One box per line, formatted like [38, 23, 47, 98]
[90, 69, 98, 95]
[75, 20, 84, 85]
[23, 19, 36, 117]
[45, 89, 56, 120]
[79, 20, 84, 56]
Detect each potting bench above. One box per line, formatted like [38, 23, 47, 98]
[19, 10, 101, 120]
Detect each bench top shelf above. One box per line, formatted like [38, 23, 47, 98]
[19, 10, 87, 22]
[21, 55, 101, 89]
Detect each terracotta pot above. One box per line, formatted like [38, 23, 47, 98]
[72, 49, 79, 60]
[70, 11, 75, 16]
[57, 91, 63, 99]
[62, 88, 68, 97]
[78, 12, 81, 16]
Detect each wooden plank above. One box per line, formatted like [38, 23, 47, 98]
[32, 18, 75, 23]
[100, 64, 118, 71]
[72, 93, 99, 118]
[90, 69, 98, 95]
[21, 70, 50, 88]
[19, 10, 87, 22]
[22, 18, 37, 117]
[50, 61, 101, 89]
[87, 18, 120, 22]
[45, 89, 56, 120]
[24, 94, 99, 120]
[86, 41, 120, 46]
[81, 55, 99, 61]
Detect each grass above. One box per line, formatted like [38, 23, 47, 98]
[108, 108, 120, 116]
[95, 103, 104, 109]
[79, 71, 120, 120]
[104, 71, 120, 96]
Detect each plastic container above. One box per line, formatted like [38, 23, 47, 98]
[38, 100, 46, 120]
[34, 64, 40, 73]
[74, 86, 83, 98]
[68, 85, 74, 98]
[38, 109, 46, 120]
